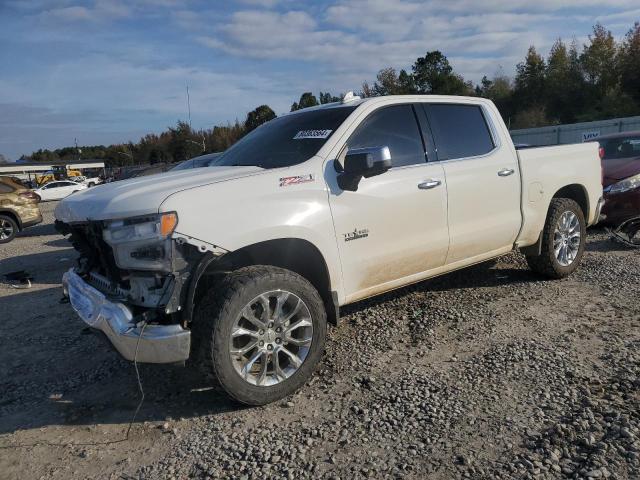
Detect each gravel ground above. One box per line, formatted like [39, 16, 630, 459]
[1, 201, 639, 480]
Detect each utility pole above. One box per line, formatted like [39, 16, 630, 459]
[186, 84, 192, 129]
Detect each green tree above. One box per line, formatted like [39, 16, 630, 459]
[581, 23, 619, 97]
[476, 71, 513, 121]
[514, 46, 546, 111]
[397, 69, 416, 94]
[373, 67, 399, 95]
[360, 81, 374, 98]
[31, 149, 60, 163]
[412, 51, 471, 95]
[319, 92, 340, 104]
[245, 105, 276, 133]
[511, 105, 550, 129]
[167, 121, 201, 163]
[619, 22, 640, 103]
[545, 39, 586, 123]
[291, 92, 319, 111]
[206, 121, 245, 152]
[370, 67, 417, 96]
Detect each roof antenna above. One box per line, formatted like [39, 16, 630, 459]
[342, 91, 361, 104]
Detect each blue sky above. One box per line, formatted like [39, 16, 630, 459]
[0, 0, 638, 160]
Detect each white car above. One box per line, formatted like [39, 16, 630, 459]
[35, 180, 87, 201]
[70, 176, 102, 187]
[82, 176, 102, 187]
[55, 94, 604, 406]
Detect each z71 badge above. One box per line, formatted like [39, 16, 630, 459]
[343, 228, 369, 242]
[279, 174, 314, 187]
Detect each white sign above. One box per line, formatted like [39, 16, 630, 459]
[582, 130, 601, 142]
[293, 129, 332, 140]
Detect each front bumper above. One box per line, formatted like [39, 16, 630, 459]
[62, 269, 191, 363]
[601, 189, 640, 226]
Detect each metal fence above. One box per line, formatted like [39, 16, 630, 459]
[510, 116, 640, 146]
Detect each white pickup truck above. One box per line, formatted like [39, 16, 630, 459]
[55, 94, 604, 405]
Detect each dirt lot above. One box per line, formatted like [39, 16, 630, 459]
[1, 201, 639, 480]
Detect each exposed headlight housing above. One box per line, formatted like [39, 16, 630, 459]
[103, 212, 178, 271]
[605, 173, 640, 195]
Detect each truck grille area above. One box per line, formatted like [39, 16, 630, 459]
[56, 220, 129, 289]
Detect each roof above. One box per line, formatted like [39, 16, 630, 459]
[285, 94, 490, 116]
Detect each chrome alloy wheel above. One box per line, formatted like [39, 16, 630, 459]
[553, 211, 581, 267]
[230, 290, 313, 387]
[0, 218, 14, 240]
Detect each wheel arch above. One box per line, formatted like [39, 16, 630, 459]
[520, 184, 589, 256]
[187, 238, 339, 326]
[551, 184, 589, 219]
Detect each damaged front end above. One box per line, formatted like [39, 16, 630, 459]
[56, 213, 218, 363]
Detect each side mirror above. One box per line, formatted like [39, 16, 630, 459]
[337, 146, 392, 191]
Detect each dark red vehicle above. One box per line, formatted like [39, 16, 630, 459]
[598, 131, 640, 226]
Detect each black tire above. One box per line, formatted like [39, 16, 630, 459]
[193, 265, 327, 405]
[526, 198, 586, 279]
[0, 214, 18, 244]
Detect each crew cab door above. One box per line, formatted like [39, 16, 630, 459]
[328, 104, 449, 302]
[421, 103, 521, 264]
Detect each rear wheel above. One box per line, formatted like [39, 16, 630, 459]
[0, 215, 17, 244]
[193, 266, 327, 405]
[526, 198, 586, 278]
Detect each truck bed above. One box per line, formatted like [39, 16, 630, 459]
[515, 142, 602, 248]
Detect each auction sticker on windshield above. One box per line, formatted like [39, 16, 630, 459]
[293, 129, 332, 140]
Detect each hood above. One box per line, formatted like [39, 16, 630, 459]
[54, 165, 263, 223]
[603, 157, 640, 186]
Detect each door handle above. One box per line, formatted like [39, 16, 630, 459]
[418, 179, 442, 190]
[497, 168, 515, 177]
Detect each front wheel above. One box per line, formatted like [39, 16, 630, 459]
[193, 266, 327, 405]
[0, 215, 17, 244]
[526, 198, 586, 279]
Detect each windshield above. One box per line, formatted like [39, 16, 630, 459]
[600, 136, 640, 160]
[209, 106, 357, 169]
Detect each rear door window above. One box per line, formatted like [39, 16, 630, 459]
[423, 104, 495, 161]
[346, 105, 425, 168]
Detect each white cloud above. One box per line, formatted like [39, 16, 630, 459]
[41, 5, 94, 21]
[35, 0, 131, 22]
[196, 0, 638, 84]
[238, 0, 283, 7]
